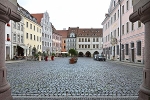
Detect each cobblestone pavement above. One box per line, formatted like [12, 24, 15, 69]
[6, 57, 143, 98]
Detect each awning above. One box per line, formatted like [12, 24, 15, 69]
[20, 45, 28, 49]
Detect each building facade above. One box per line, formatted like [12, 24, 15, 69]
[32, 12, 53, 55]
[52, 25, 62, 56]
[76, 28, 103, 57]
[11, 16, 26, 59]
[5, 21, 12, 60]
[19, 5, 42, 56]
[102, 0, 144, 63]
[59, 27, 103, 57]
[56, 29, 68, 52]
[66, 27, 78, 51]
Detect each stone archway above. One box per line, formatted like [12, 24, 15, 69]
[93, 51, 99, 55]
[78, 52, 84, 57]
[85, 51, 91, 57]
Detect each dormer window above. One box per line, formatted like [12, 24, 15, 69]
[70, 32, 75, 37]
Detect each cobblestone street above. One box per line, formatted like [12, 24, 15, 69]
[6, 57, 143, 99]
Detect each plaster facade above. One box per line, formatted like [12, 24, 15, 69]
[102, 0, 144, 63]
[52, 25, 62, 55]
[18, 5, 42, 56]
[32, 12, 53, 55]
[5, 21, 12, 60]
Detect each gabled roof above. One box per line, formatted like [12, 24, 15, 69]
[31, 13, 43, 24]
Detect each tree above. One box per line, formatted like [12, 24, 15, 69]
[69, 49, 78, 57]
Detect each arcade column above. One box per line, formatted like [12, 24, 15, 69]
[129, 0, 150, 100]
[0, 0, 21, 100]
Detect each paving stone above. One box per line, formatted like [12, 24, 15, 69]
[6, 57, 143, 98]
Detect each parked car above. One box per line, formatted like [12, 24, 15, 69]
[96, 54, 106, 61]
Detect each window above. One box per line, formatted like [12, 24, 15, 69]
[88, 45, 90, 48]
[122, 25, 124, 35]
[117, 45, 119, 55]
[132, 22, 134, 30]
[21, 25, 23, 31]
[13, 22, 16, 29]
[42, 41, 44, 46]
[114, 1, 115, 6]
[30, 24, 32, 29]
[126, 1, 129, 10]
[30, 34, 32, 40]
[96, 44, 99, 48]
[82, 45, 84, 48]
[114, 13, 116, 21]
[85, 45, 87, 48]
[118, 10, 119, 18]
[21, 36, 23, 43]
[26, 22, 28, 28]
[138, 21, 141, 28]
[118, 28, 119, 37]
[79, 45, 81, 48]
[85, 38, 87, 42]
[18, 23, 20, 30]
[82, 38, 84, 42]
[114, 30, 116, 37]
[137, 41, 141, 55]
[93, 38, 95, 42]
[18, 35, 20, 42]
[79, 38, 81, 42]
[131, 43, 134, 48]
[122, 44, 124, 49]
[111, 17, 113, 24]
[88, 38, 90, 42]
[26, 33, 28, 39]
[34, 26, 35, 31]
[13, 34, 16, 42]
[37, 27, 38, 32]
[64, 40, 66, 43]
[34, 35, 35, 40]
[93, 45, 95, 48]
[96, 38, 99, 42]
[125, 44, 129, 55]
[122, 5, 124, 14]
[37, 36, 38, 41]
[126, 22, 129, 33]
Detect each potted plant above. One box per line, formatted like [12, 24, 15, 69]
[51, 53, 55, 61]
[38, 51, 42, 61]
[68, 49, 78, 64]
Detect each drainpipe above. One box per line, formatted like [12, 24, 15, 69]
[119, 0, 122, 61]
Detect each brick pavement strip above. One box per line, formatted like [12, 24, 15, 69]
[6, 57, 143, 99]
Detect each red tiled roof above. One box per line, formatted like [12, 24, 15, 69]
[31, 13, 43, 24]
[56, 30, 68, 38]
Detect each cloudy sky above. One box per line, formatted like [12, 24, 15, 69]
[17, 0, 110, 30]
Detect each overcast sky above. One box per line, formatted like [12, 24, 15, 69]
[17, 0, 110, 30]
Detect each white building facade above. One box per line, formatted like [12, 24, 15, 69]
[5, 21, 12, 60]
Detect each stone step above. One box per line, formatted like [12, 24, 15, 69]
[13, 96, 138, 100]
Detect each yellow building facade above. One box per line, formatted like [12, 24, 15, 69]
[23, 17, 42, 56]
[19, 4, 42, 56]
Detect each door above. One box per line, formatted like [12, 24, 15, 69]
[131, 49, 134, 62]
